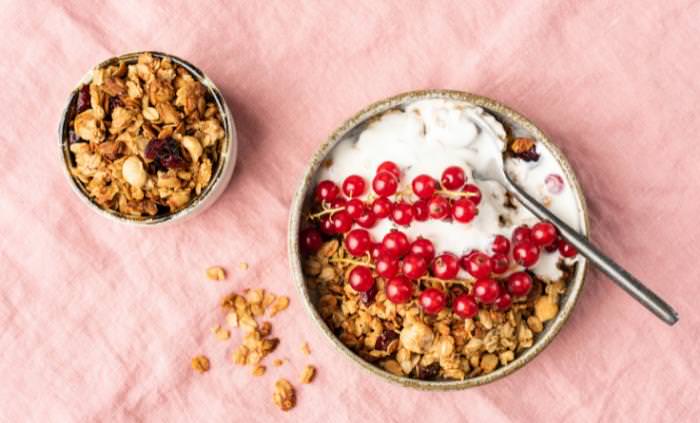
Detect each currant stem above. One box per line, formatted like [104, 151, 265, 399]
[329, 257, 375, 268]
[308, 206, 345, 220]
[435, 189, 478, 198]
[418, 275, 471, 288]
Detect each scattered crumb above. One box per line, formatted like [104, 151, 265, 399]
[239, 262, 249, 270]
[259, 321, 272, 337]
[206, 266, 226, 281]
[191, 355, 210, 373]
[211, 325, 230, 341]
[269, 296, 290, 317]
[300, 365, 316, 384]
[252, 365, 266, 377]
[272, 359, 285, 367]
[273, 379, 295, 411]
[301, 342, 311, 356]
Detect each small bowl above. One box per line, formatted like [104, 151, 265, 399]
[288, 89, 590, 389]
[58, 51, 237, 226]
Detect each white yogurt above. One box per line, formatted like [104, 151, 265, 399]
[317, 99, 582, 282]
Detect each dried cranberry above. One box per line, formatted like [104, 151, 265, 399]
[360, 283, 378, 306]
[374, 330, 399, 351]
[67, 129, 80, 145]
[144, 138, 189, 170]
[516, 145, 540, 162]
[76, 84, 90, 113]
[108, 96, 123, 114]
[416, 362, 440, 380]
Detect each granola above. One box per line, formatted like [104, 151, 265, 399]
[65, 53, 225, 217]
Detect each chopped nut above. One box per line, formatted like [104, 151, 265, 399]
[225, 311, 239, 328]
[269, 296, 290, 317]
[211, 325, 230, 341]
[206, 266, 226, 281]
[259, 321, 272, 337]
[300, 365, 316, 384]
[252, 365, 266, 377]
[480, 354, 498, 373]
[535, 296, 559, 322]
[301, 342, 311, 356]
[191, 355, 210, 373]
[231, 345, 248, 365]
[272, 359, 285, 367]
[400, 321, 434, 354]
[272, 379, 295, 411]
[510, 137, 535, 153]
[381, 360, 403, 376]
[527, 315, 544, 333]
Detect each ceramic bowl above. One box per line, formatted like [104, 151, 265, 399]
[288, 89, 589, 389]
[58, 51, 237, 226]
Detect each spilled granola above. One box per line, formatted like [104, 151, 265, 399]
[65, 53, 225, 217]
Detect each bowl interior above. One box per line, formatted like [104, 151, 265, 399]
[288, 89, 589, 389]
[58, 51, 236, 225]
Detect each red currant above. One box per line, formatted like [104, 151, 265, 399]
[431, 253, 459, 279]
[412, 174, 436, 199]
[348, 266, 374, 292]
[410, 238, 435, 261]
[463, 252, 492, 279]
[320, 216, 335, 235]
[381, 230, 410, 258]
[506, 271, 533, 296]
[545, 174, 564, 194]
[345, 198, 364, 219]
[344, 229, 371, 256]
[402, 254, 428, 279]
[428, 195, 450, 219]
[544, 239, 560, 253]
[452, 198, 477, 223]
[494, 292, 512, 311]
[490, 253, 509, 274]
[512, 225, 532, 243]
[462, 184, 481, 205]
[558, 240, 577, 258]
[441, 166, 465, 190]
[391, 201, 413, 226]
[299, 228, 322, 253]
[376, 255, 400, 278]
[386, 276, 413, 304]
[330, 197, 346, 209]
[372, 172, 398, 197]
[491, 235, 511, 255]
[412, 199, 429, 221]
[315, 180, 340, 203]
[342, 174, 366, 198]
[356, 209, 377, 228]
[370, 243, 383, 260]
[371, 197, 393, 218]
[452, 294, 478, 318]
[419, 288, 446, 314]
[512, 241, 540, 267]
[531, 222, 557, 247]
[331, 211, 353, 233]
[473, 278, 501, 304]
[377, 161, 401, 179]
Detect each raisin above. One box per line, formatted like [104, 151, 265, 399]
[416, 362, 441, 380]
[76, 84, 90, 113]
[360, 283, 378, 306]
[374, 330, 399, 351]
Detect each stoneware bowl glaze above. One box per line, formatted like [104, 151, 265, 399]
[288, 89, 589, 390]
[59, 51, 237, 226]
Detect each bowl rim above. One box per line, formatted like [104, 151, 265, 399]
[287, 89, 590, 390]
[58, 51, 237, 226]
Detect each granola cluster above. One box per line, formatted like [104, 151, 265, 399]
[66, 53, 226, 217]
[303, 239, 570, 381]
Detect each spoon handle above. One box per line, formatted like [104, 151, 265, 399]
[508, 181, 679, 326]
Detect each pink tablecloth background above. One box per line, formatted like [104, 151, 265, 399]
[1, 1, 699, 422]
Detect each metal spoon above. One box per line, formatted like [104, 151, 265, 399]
[468, 112, 679, 325]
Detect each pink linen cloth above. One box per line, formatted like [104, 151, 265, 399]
[1, 1, 699, 421]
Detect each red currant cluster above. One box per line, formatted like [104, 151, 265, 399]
[300, 162, 579, 318]
[311, 161, 483, 232]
